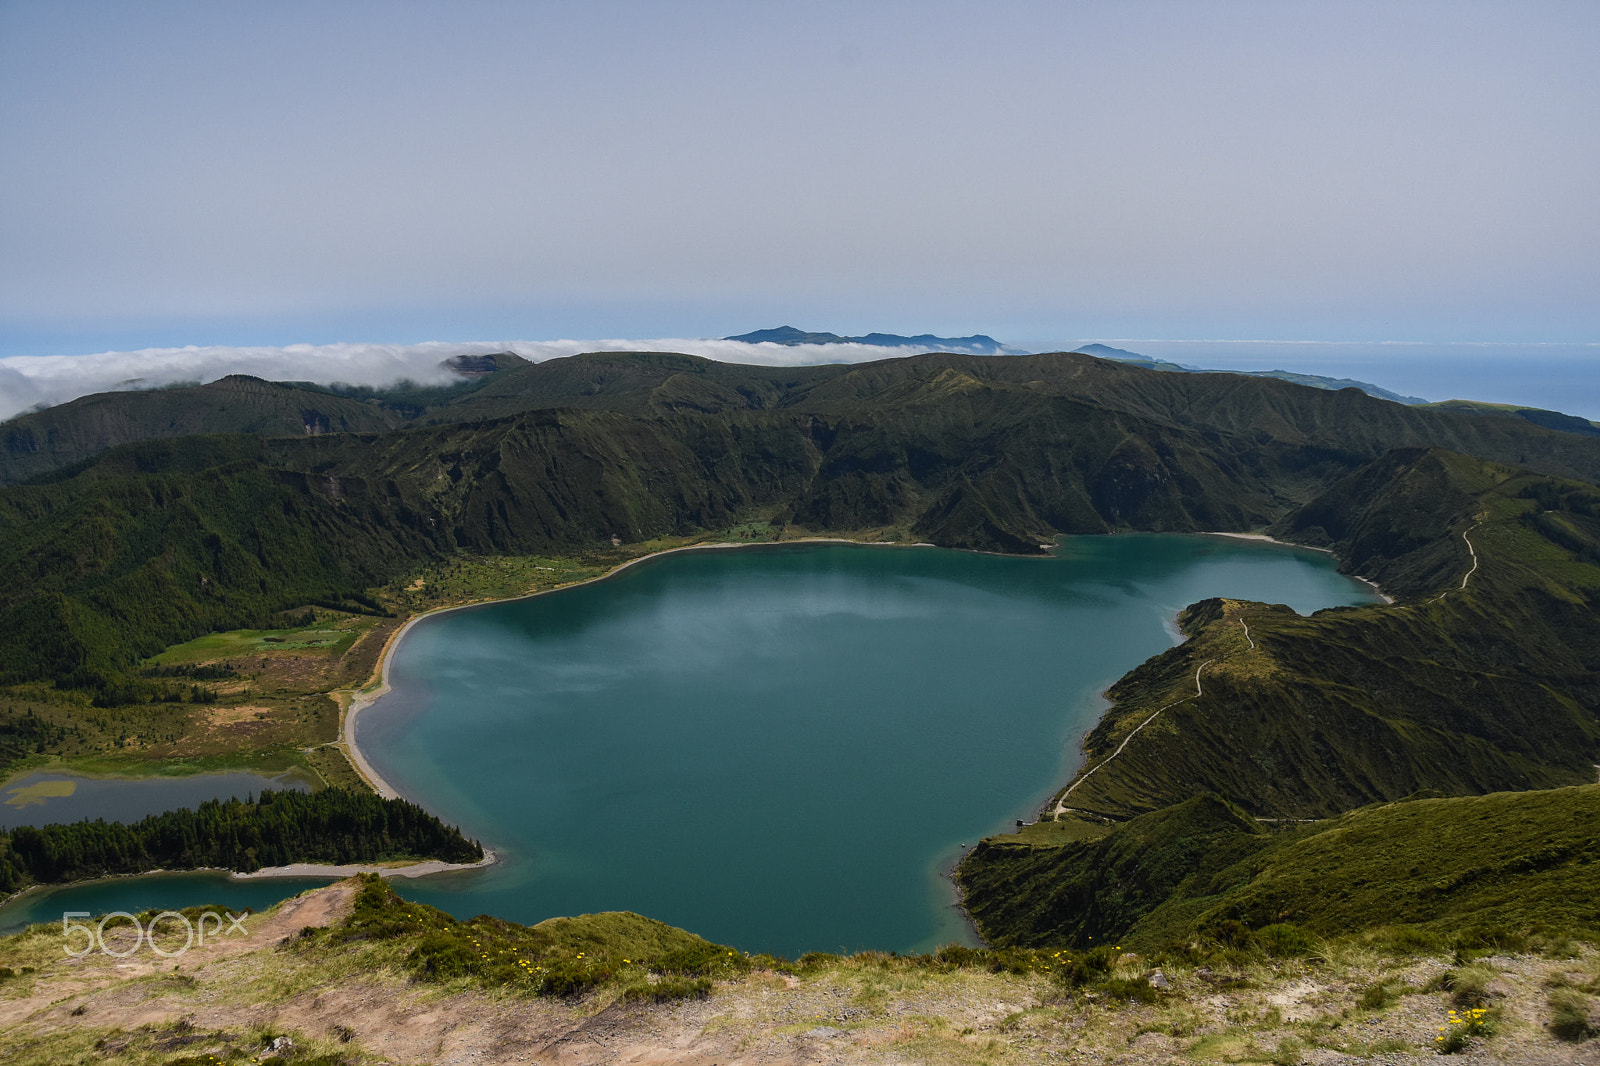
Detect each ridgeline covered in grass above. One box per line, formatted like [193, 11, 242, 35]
[962, 786, 1600, 955]
[0, 788, 482, 893]
[959, 449, 1600, 951]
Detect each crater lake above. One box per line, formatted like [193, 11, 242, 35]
[354, 535, 1382, 956]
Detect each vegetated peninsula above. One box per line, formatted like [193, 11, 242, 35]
[0, 788, 481, 894]
[2, 348, 1599, 1062]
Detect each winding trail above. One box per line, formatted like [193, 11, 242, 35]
[1050, 611, 1262, 819]
[1052, 657, 1215, 815]
[1048, 524, 1476, 825]
[1394, 523, 1481, 611]
[1454, 527, 1479, 591]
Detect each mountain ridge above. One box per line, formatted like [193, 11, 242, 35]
[723, 325, 1024, 354]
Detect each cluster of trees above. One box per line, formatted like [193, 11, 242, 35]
[0, 787, 483, 893]
[0, 707, 68, 769]
[142, 662, 240, 681]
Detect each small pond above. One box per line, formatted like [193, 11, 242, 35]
[0, 768, 315, 830]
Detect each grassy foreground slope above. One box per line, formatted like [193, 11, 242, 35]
[957, 447, 1600, 950]
[4, 876, 1598, 1064]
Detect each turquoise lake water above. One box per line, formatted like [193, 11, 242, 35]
[0, 536, 1380, 949]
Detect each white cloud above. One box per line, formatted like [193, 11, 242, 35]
[0, 366, 42, 420]
[0, 337, 951, 423]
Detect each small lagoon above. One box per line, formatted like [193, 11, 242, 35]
[0, 767, 320, 933]
[0, 871, 336, 934]
[0, 768, 314, 830]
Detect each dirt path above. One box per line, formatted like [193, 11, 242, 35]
[1456, 526, 1479, 591]
[1394, 522, 1481, 611]
[0, 881, 360, 1033]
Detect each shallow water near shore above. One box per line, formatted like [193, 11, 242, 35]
[2, 537, 1379, 948]
[362, 536, 1379, 956]
[0, 871, 336, 934]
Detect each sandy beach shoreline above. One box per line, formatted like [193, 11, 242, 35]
[1202, 531, 1393, 603]
[230, 848, 497, 881]
[337, 536, 905, 801]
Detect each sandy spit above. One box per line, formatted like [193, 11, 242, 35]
[229, 849, 497, 881]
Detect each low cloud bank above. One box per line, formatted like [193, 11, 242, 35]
[0, 337, 942, 423]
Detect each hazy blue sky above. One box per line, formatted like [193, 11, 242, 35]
[2, 3, 1597, 367]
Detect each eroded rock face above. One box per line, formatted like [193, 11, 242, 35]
[442, 353, 509, 377]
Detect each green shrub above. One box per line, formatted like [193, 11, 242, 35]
[931, 943, 984, 969]
[1209, 919, 1254, 949]
[797, 951, 840, 970]
[1096, 976, 1159, 1003]
[1447, 963, 1498, 1008]
[1452, 924, 1528, 959]
[1255, 923, 1316, 958]
[1357, 980, 1399, 1010]
[538, 957, 616, 998]
[1270, 1036, 1304, 1066]
[624, 975, 713, 1002]
[1050, 946, 1119, 989]
[1373, 925, 1445, 956]
[1548, 987, 1598, 1042]
[652, 943, 750, 977]
[405, 933, 478, 979]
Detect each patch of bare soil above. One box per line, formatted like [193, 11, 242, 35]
[205, 704, 275, 730]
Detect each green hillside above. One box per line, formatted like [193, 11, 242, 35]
[0, 376, 411, 485]
[961, 784, 1600, 954]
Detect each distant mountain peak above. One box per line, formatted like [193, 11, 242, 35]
[1074, 343, 1179, 364]
[725, 326, 1025, 355]
[1074, 342, 1427, 405]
